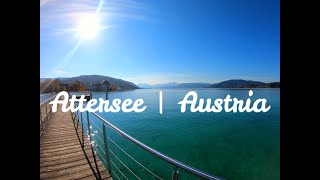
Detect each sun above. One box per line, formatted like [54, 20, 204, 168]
[76, 13, 101, 40]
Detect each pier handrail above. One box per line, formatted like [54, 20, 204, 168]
[80, 103, 223, 180]
[40, 94, 56, 107]
[40, 93, 57, 136]
[40, 93, 56, 104]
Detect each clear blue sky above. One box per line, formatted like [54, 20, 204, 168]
[40, 0, 279, 84]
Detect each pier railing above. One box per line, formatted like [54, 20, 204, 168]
[40, 93, 56, 136]
[72, 101, 224, 180]
[40, 93, 56, 103]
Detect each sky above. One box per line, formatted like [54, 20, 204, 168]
[40, 0, 280, 85]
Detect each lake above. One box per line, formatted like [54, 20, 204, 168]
[83, 88, 280, 180]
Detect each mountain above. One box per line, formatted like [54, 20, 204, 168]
[40, 77, 69, 83]
[137, 80, 280, 89]
[40, 78, 50, 83]
[208, 79, 280, 88]
[137, 82, 178, 89]
[136, 83, 154, 89]
[54, 75, 139, 90]
[177, 83, 211, 88]
[266, 82, 280, 88]
[137, 82, 211, 89]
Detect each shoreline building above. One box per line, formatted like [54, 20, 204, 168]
[88, 80, 111, 91]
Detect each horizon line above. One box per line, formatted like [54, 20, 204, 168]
[40, 74, 280, 85]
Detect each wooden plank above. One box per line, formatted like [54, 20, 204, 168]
[40, 145, 94, 163]
[40, 138, 80, 146]
[40, 141, 81, 150]
[40, 146, 91, 158]
[40, 103, 111, 179]
[40, 156, 95, 173]
[40, 153, 95, 168]
[40, 144, 81, 154]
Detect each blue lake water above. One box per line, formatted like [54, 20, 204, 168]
[81, 88, 280, 180]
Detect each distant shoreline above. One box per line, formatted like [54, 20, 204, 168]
[40, 75, 279, 92]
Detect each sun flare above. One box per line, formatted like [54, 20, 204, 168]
[76, 13, 101, 40]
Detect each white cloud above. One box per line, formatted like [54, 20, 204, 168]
[53, 70, 72, 77]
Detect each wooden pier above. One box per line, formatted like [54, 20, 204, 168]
[75, 92, 92, 101]
[40, 103, 111, 179]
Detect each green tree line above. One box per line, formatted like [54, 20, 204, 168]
[40, 79, 118, 93]
[40, 79, 86, 93]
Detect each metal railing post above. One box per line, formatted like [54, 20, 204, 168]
[40, 94, 57, 137]
[48, 103, 51, 115]
[72, 111, 76, 129]
[79, 112, 82, 134]
[102, 123, 112, 173]
[172, 167, 179, 180]
[40, 106, 42, 124]
[81, 112, 84, 147]
[76, 111, 80, 132]
[74, 109, 77, 122]
[72, 111, 75, 128]
[87, 111, 102, 179]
